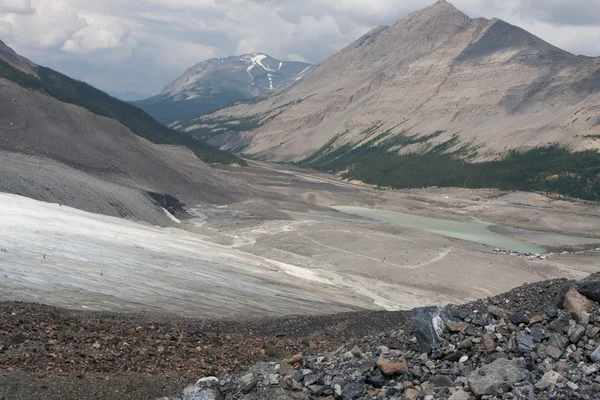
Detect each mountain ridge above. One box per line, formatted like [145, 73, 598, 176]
[191, 1, 600, 163]
[135, 53, 313, 124]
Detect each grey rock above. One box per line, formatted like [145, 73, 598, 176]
[183, 377, 223, 400]
[545, 345, 562, 360]
[547, 314, 572, 334]
[590, 345, 600, 362]
[567, 381, 579, 391]
[548, 333, 569, 350]
[468, 358, 529, 396]
[342, 381, 365, 400]
[509, 312, 530, 325]
[530, 325, 545, 342]
[366, 370, 386, 388]
[428, 375, 455, 388]
[516, 333, 535, 353]
[412, 306, 447, 354]
[568, 324, 586, 343]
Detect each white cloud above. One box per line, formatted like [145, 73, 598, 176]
[1, 0, 600, 95]
[62, 19, 133, 54]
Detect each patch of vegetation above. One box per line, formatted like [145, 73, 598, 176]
[0, 60, 244, 165]
[300, 129, 600, 201]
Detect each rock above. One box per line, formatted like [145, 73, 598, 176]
[412, 306, 446, 354]
[545, 345, 562, 360]
[342, 382, 364, 400]
[376, 346, 389, 356]
[528, 315, 544, 326]
[457, 338, 473, 350]
[428, 375, 454, 388]
[448, 389, 471, 400]
[488, 305, 510, 320]
[376, 356, 407, 376]
[590, 345, 600, 362]
[350, 346, 362, 358]
[516, 333, 535, 353]
[334, 384, 343, 398]
[183, 377, 223, 400]
[509, 312, 530, 325]
[366, 370, 387, 388]
[468, 358, 529, 396]
[536, 370, 561, 391]
[288, 354, 304, 366]
[278, 361, 294, 376]
[568, 324, 586, 344]
[446, 321, 470, 333]
[567, 381, 579, 391]
[404, 388, 420, 400]
[563, 287, 594, 324]
[459, 355, 469, 363]
[548, 333, 569, 350]
[561, 281, 600, 303]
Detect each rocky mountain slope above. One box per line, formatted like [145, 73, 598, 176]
[0, 40, 250, 225]
[0, 39, 36, 76]
[194, 0, 600, 165]
[136, 54, 313, 124]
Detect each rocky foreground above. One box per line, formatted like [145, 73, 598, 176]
[164, 276, 600, 400]
[2, 275, 600, 399]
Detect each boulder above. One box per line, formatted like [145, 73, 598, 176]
[562, 287, 594, 324]
[412, 306, 446, 354]
[468, 359, 529, 396]
[183, 377, 223, 400]
[560, 281, 600, 304]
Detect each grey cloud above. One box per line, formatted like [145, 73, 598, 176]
[0, 0, 34, 15]
[519, 0, 600, 27]
[1, 0, 600, 96]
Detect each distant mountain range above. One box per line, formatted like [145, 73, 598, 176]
[134, 53, 313, 124]
[184, 0, 600, 200]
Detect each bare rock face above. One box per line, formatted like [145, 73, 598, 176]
[198, 0, 600, 162]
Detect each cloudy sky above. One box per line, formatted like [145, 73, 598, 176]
[1, 0, 599, 99]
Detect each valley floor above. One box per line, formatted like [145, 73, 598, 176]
[1, 158, 600, 318]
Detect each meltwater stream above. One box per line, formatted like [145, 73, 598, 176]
[331, 206, 546, 254]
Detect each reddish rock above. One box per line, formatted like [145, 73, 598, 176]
[405, 387, 420, 399]
[528, 315, 544, 326]
[288, 353, 303, 366]
[377, 356, 408, 376]
[563, 287, 594, 324]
